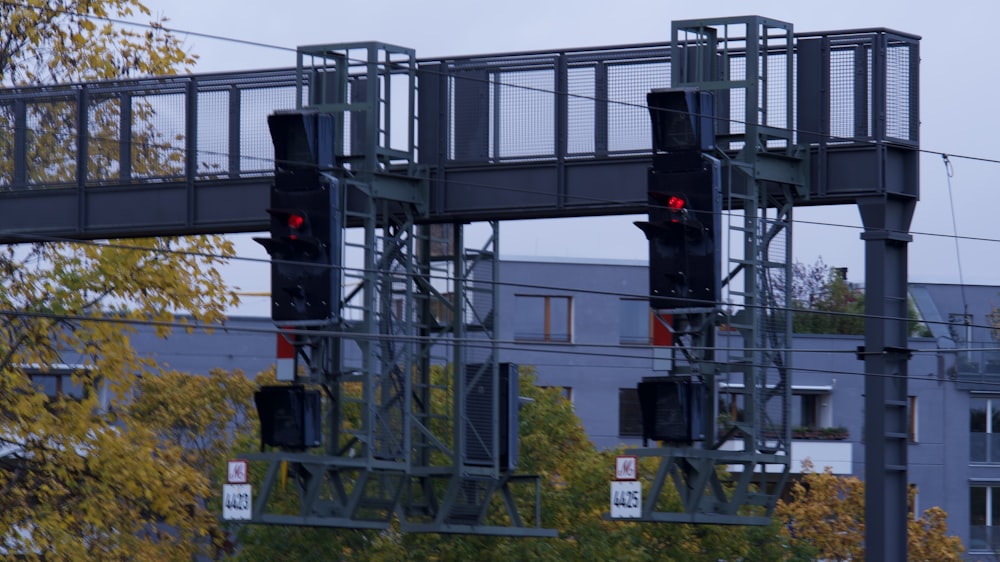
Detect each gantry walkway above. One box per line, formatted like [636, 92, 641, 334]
[0, 28, 917, 242]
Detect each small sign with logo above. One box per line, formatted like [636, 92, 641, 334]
[227, 459, 248, 484]
[615, 455, 638, 480]
[610, 455, 641, 518]
[223, 459, 252, 521]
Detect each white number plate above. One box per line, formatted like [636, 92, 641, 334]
[610, 480, 642, 518]
[222, 483, 252, 520]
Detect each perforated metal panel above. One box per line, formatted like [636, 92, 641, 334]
[462, 363, 518, 470]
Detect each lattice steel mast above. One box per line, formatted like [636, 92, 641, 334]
[630, 16, 808, 525]
[244, 42, 551, 536]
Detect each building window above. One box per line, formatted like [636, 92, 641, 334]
[970, 486, 1000, 552]
[720, 385, 833, 432]
[619, 298, 651, 345]
[718, 391, 746, 424]
[514, 295, 571, 342]
[909, 395, 918, 443]
[29, 371, 85, 400]
[25, 367, 108, 411]
[540, 386, 573, 404]
[791, 390, 832, 429]
[970, 398, 1000, 463]
[792, 394, 820, 428]
[619, 388, 642, 437]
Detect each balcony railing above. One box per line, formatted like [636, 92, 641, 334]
[969, 525, 1000, 553]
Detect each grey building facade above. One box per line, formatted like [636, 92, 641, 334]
[132, 258, 999, 556]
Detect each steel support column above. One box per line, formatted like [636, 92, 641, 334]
[858, 193, 915, 562]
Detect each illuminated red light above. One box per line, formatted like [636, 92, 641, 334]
[667, 196, 685, 210]
[287, 214, 305, 229]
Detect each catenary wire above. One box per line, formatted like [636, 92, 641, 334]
[0, 305, 977, 391]
[2, 4, 998, 345]
[942, 153, 971, 324]
[1, 225, 995, 338]
[4, 0, 1000, 169]
[0, 234, 971, 338]
[0, 0, 296, 56]
[0, 1, 992, 245]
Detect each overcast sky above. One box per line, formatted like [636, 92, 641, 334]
[139, 0, 1000, 316]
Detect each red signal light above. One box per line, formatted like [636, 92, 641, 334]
[666, 196, 685, 210]
[287, 214, 305, 230]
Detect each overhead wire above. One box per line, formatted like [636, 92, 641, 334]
[0, 225, 988, 371]
[942, 153, 971, 330]
[0, 0, 296, 57]
[1, 0, 997, 167]
[1, 223, 984, 341]
[5, 7, 1000, 523]
[0, 305, 975, 392]
[0, 5, 989, 248]
[2, 2, 1000, 360]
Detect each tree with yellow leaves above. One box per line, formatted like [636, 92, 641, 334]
[776, 462, 964, 561]
[129, 368, 260, 558]
[0, 2, 243, 559]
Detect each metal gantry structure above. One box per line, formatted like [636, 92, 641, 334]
[0, 16, 919, 557]
[630, 16, 808, 527]
[244, 43, 550, 535]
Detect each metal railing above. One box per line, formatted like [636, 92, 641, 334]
[0, 28, 918, 193]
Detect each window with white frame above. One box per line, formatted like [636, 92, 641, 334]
[970, 397, 1000, 463]
[792, 394, 820, 429]
[791, 387, 833, 429]
[514, 295, 572, 342]
[720, 384, 833, 430]
[970, 485, 1000, 552]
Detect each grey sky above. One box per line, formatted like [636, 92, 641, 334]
[140, 0, 1000, 316]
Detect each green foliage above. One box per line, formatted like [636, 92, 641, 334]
[227, 368, 800, 561]
[225, 371, 964, 561]
[791, 259, 865, 335]
[790, 258, 930, 337]
[0, 242, 241, 559]
[130, 368, 258, 477]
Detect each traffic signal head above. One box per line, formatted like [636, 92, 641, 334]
[254, 384, 322, 450]
[254, 182, 341, 324]
[636, 377, 706, 445]
[267, 111, 335, 191]
[259, 207, 323, 261]
[635, 163, 721, 310]
[254, 110, 342, 325]
[647, 88, 714, 172]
